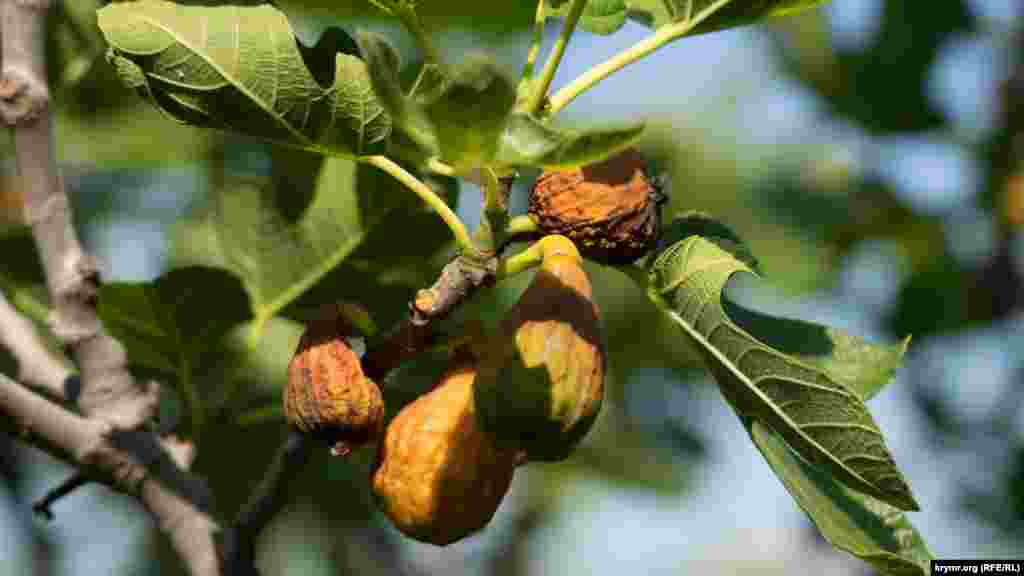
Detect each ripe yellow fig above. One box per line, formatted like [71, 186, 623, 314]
[371, 365, 518, 545]
[284, 304, 384, 456]
[474, 235, 606, 462]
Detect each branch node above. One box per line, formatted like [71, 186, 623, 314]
[0, 67, 49, 125]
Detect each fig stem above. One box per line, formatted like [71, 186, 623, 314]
[427, 157, 456, 177]
[506, 214, 540, 237]
[474, 168, 511, 254]
[516, 0, 547, 97]
[547, 0, 731, 116]
[496, 234, 581, 280]
[525, 0, 587, 115]
[363, 155, 474, 251]
[496, 242, 543, 279]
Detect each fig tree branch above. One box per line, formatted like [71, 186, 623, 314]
[0, 371, 222, 575]
[0, 289, 72, 400]
[0, 1, 225, 574]
[223, 431, 312, 576]
[361, 251, 497, 381]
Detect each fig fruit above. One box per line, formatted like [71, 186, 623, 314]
[528, 147, 665, 264]
[372, 365, 518, 545]
[474, 235, 606, 462]
[284, 304, 384, 456]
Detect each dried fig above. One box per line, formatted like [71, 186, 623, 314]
[372, 365, 518, 545]
[528, 147, 665, 264]
[474, 235, 606, 462]
[284, 304, 384, 456]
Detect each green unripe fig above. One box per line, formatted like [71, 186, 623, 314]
[474, 236, 606, 462]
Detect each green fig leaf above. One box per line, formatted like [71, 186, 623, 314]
[98, 267, 251, 379]
[544, 0, 630, 36]
[417, 54, 518, 171]
[645, 215, 919, 511]
[97, 0, 390, 158]
[356, 31, 439, 156]
[496, 113, 644, 169]
[749, 420, 932, 575]
[545, 0, 829, 37]
[169, 157, 424, 338]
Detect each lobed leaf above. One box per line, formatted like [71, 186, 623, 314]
[169, 158, 423, 337]
[97, 0, 391, 158]
[645, 214, 919, 511]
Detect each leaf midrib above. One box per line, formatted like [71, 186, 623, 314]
[128, 5, 316, 149]
[666, 299, 883, 497]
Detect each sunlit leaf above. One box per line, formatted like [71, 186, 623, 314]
[645, 214, 919, 510]
[97, 0, 391, 158]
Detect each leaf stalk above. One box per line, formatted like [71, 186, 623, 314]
[547, 0, 732, 115]
[363, 155, 474, 251]
[525, 0, 588, 115]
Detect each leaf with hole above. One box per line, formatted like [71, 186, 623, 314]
[97, 0, 390, 158]
[645, 214, 919, 511]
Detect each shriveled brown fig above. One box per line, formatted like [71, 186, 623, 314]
[474, 235, 606, 462]
[528, 147, 665, 264]
[284, 304, 384, 456]
[372, 365, 518, 546]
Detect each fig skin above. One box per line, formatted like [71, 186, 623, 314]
[528, 147, 665, 264]
[371, 365, 518, 546]
[284, 304, 384, 456]
[474, 236, 606, 463]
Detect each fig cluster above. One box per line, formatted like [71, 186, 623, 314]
[283, 148, 664, 545]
